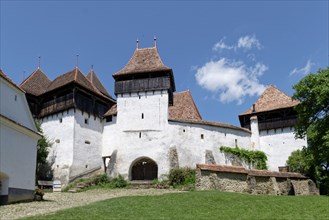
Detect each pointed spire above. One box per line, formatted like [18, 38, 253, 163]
[38, 56, 41, 69]
[154, 35, 157, 48]
[136, 38, 139, 49]
[76, 54, 79, 69]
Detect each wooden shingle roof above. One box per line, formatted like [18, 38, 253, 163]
[86, 70, 111, 98]
[113, 47, 172, 77]
[240, 85, 299, 116]
[169, 90, 202, 121]
[20, 68, 52, 96]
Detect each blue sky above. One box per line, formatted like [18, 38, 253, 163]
[1, 1, 328, 126]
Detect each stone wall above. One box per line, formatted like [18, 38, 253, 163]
[196, 164, 319, 196]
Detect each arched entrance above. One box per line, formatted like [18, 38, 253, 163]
[131, 157, 158, 180]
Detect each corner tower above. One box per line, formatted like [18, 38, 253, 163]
[112, 45, 175, 131]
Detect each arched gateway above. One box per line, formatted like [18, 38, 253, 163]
[130, 157, 158, 180]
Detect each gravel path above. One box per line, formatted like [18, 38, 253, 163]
[0, 188, 180, 220]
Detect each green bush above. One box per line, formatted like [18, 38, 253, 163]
[108, 175, 127, 188]
[168, 167, 196, 187]
[93, 174, 109, 185]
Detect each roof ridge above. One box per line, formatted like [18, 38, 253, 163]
[1, 69, 26, 93]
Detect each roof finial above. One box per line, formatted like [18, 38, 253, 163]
[76, 54, 79, 69]
[136, 38, 139, 49]
[154, 35, 157, 48]
[38, 56, 41, 69]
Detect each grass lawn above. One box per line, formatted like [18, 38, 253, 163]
[23, 191, 328, 220]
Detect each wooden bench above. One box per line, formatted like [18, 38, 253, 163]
[37, 180, 53, 189]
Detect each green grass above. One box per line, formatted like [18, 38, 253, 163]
[23, 191, 329, 220]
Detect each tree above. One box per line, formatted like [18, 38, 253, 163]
[35, 120, 53, 181]
[292, 67, 329, 195]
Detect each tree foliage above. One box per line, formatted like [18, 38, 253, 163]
[219, 146, 267, 170]
[35, 120, 53, 181]
[292, 67, 329, 195]
[286, 149, 313, 174]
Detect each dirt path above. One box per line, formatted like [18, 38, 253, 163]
[0, 188, 180, 220]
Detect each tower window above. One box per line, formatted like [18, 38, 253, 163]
[201, 134, 204, 139]
[139, 132, 142, 138]
[141, 113, 144, 119]
[85, 118, 89, 124]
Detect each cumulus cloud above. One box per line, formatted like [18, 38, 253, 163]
[195, 58, 267, 104]
[290, 59, 314, 76]
[237, 35, 262, 50]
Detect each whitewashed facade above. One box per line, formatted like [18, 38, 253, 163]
[19, 46, 306, 186]
[0, 71, 41, 205]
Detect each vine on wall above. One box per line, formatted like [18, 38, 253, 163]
[219, 146, 268, 170]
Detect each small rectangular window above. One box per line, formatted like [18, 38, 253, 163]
[14, 95, 17, 101]
[235, 139, 238, 147]
[139, 132, 142, 138]
[85, 118, 89, 124]
[106, 116, 112, 122]
[141, 113, 144, 119]
[201, 134, 204, 139]
[59, 118, 63, 123]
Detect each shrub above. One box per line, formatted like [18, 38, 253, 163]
[109, 175, 127, 188]
[168, 167, 196, 187]
[93, 174, 109, 185]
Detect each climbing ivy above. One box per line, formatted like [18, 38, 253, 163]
[219, 146, 267, 170]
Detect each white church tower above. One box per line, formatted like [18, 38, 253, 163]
[103, 41, 176, 180]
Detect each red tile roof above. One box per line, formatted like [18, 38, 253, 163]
[240, 85, 299, 116]
[169, 90, 202, 121]
[20, 68, 52, 96]
[104, 104, 117, 117]
[1, 69, 25, 93]
[47, 68, 111, 100]
[196, 164, 307, 178]
[169, 119, 251, 133]
[86, 70, 111, 98]
[113, 47, 172, 77]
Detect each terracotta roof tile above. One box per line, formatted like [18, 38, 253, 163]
[104, 104, 117, 117]
[20, 68, 52, 96]
[113, 47, 172, 77]
[1, 69, 25, 93]
[196, 164, 307, 178]
[47, 68, 111, 100]
[240, 85, 299, 115]
[86, 70, 111, 98]
[169, 90, 202, 121]
[169, 119, 251, 133]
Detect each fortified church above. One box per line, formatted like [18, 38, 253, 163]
[20, 42, 306, 185]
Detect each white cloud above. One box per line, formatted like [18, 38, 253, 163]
[237, 35, 262, 50]
[213, 38, 234, 51]
[213, 35, 262, 52]
[195, 58, 267, 104]
[289, 59, 314, 76]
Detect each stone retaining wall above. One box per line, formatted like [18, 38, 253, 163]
[196, 164, 319, 196]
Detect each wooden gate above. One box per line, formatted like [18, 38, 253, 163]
[131, 158, 158, 180]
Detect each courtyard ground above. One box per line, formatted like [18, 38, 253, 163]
[0, 188, 179, 219]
